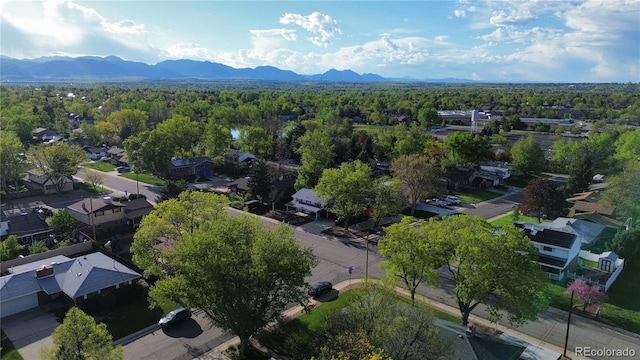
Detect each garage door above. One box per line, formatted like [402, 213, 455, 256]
[1, 294, 38, 318]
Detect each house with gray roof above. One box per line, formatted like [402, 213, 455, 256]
[543, 217, 606, 248]
[0, 252, 140, 318]
[4, 209, 53, 245]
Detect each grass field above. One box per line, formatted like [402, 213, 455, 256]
[74, 182, 107, 193]
[119, 172, 166, 186]
[259, 286, 463, 357]
[0, 330, 23, 360]
[353, 124, 384, 133]
[544, 259, 640, 335]
[84, 162, 115, 172]
[454, 189, 502, 204]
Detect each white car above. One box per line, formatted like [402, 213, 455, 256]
[445, 195, 462, 205]
[429, 198, 449, 207]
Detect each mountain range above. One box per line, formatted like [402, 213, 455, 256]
[0, 56, 474, 83]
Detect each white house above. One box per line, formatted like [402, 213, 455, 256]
[0, 252, 140, 318]
[285, 188, 325, 219]
[515, 222, 581, 281]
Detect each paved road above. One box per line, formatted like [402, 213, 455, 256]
[8, 170, 638, 360]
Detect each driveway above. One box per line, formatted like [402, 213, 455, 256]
[1, 308, 59, 359]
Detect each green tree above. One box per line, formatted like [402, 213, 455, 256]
[378, 217, 440, 304]
[391, 154, 444, 215]
[295, 128, 335, 190]
[50, 209, 75, 243]
[106, 109, 148, 142]
[444, 132, 491, 166]
[520, 179, 568, 221]
[28, 142, 87, 194]
[613, 129, 640, 165]
[84, 170, 104, 194]
[318, 284, 452, 360]
[132, 191, 230, 276]
[0, 235, 24, 261]
[566, 152, 593, 193]
[0, 130, 25, 190]
[40, 307, 123, 360]
[238, 126, 273, 156]
[147, 215, 317, 356]
[603, 161, 640, 223]
[315, 160, 373, 229]
[157, 179, 189, 202]
[510, 135, 545, 175]
[29, 241, 49, 255]
[610, 229, 640, 264]
[370, 177, 404, 228]
[428, 215, 548, 326]
[247, 160, 272, 202]
[201, 121, 232, 157]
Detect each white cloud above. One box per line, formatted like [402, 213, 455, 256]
[489, 9, 536, 27]
[1, 0, 154, 58]
[454, 9, 466, 18]
[279, 12, 341, 47]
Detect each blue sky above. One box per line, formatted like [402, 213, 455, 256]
[1, 0, 639, 82]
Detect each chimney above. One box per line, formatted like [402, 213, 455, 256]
[103, 196, 112, 204]
[36, 265, 54, 279]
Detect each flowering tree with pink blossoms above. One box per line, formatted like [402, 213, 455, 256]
[565, 278, 608, 311]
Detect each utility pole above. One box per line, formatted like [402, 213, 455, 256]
[563, 290, 574, 358]
[365, 232, 370, 282]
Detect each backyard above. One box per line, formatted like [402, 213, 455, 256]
[489, 214, 549, 227]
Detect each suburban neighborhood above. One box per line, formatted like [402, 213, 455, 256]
[1, 81, 639, 360]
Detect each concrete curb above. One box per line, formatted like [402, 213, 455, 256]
[113, 323, 160, 346]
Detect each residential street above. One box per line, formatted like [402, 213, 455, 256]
[4, 170, 640, 360]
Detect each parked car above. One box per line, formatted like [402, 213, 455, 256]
[100, 156, 110, 161]
[429, 198, 449, 207]
[445, 195, 462, 205]
[308, 281, 333, 297]
[116, 166, 130, 173]
[159, 307, 191, 329]
[511, 202, 520, 208]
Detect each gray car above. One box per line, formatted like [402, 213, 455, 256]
[159, 307, 191, 329]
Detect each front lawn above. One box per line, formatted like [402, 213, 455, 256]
[119, 172, 166, 186]
[544, 260, 640, 335]
[84, 162, 115, 172]
[454, 189, 502, 204]
[103, 295, 177, 340]
[259, 287, 463, 357]
[74, 182, 107, 193]
[0, 329, 23, 360]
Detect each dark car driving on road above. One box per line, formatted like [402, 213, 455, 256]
[308, 281, 332, 297]
[159, 307, 191, 329]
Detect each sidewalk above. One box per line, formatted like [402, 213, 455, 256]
[196, 279, 589, 360]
